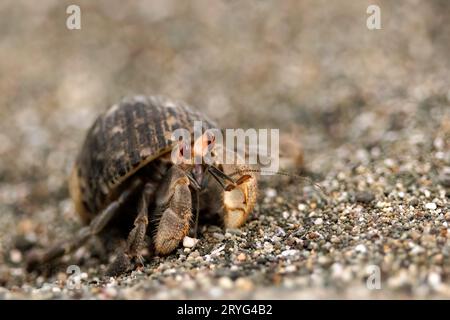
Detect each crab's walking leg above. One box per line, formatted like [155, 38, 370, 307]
[154, 166, 193, 255]
[106, 182, 156, 277]
[26, 179, 142, 271]
[189, 190, 200, 238]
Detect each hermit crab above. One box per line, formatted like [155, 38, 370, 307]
[27, 95, 258, 276]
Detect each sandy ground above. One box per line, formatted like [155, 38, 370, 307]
[0, 1, 449, 299]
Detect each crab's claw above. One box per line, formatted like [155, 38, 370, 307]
[221, 164, 258, 229]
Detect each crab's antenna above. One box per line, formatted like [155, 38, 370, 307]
[227, 168, 329, 200]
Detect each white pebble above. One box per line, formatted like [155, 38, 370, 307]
[281, 249, 299, 257]
[52, 287, 61, 293]
[375, 201, 386, 208]
[425, 203, 437, 210]
[285, 265, 297, 273]
[355, 244, 367, 253]
[11, 268, 23, 276]
[209, 287, 223, 298]
[331, 263, 344, 278]
[410, 245, 424, 255]
[211, 245, 225, 255]
[265, 188, 277, 198]
[10, 249, 22, 263]
[104, 287, 118, 297]
[183, 236, 199, 248]
[384, 158, 396, 168]
[314, 218, 323, 225]
[428, 272, 441, 289]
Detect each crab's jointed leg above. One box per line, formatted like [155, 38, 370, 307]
[105, 181, 156, 277]
[26, 179, 143, 271]
[153, 165, 193, 255]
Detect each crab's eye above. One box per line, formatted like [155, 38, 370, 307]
[178, 142, 188, 157]
[207, 135, 215, 145]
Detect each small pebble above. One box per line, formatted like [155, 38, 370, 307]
[355, 191, 375, 203]
[183, 236, 199, 248]
[438, 168, 450, 187]
[190, 251, 200, 258]
[237, 253, 247, 262]
[331, 235, 340, 244]
[265, 188, 277, 198]
[281, 249, 299, 257]
[235, 278, 254, 291]
[355, 244, 367, 253]
[218, 277, 233, 289]
[428, 272, 441, 289]
[445, 212, 450, 222]
[9, 249, 22, 264]
[285, 265, 297, 273]
[314, 218, 323, 225]
[212, 232, 225, 241]
[104, 287, 118, 298]
[226, 228, 243, 235]
[210, 245, 225, 256]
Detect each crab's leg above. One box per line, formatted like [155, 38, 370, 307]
[26, 179, 142, 271]
[186, 172, 201, 238]
[105, 182, 156, 277]
[189, 190, 200, 238]
[154, 165, 193, 255]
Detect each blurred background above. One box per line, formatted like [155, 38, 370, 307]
[0, 0, 449, 298]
